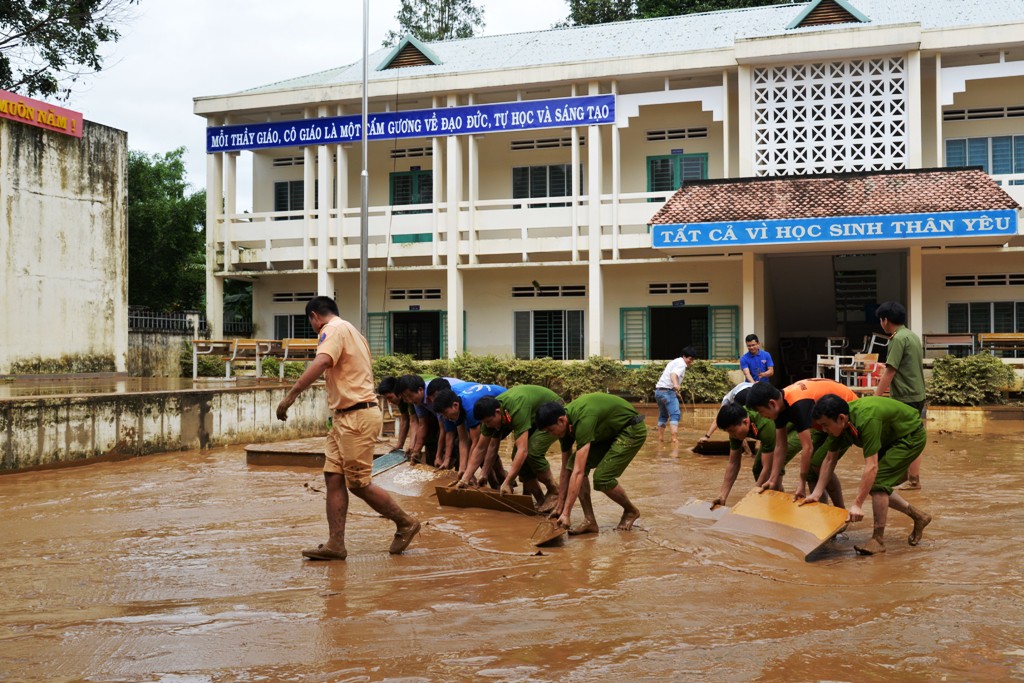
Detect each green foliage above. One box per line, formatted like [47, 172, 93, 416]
[559, 0, 799, 26]
[0, 0, 137, 99]
[383, 0, 485, 47]
[128, 147, 206, 311]
[927, 354, 1017, 406]
[680, 359, 732, 404]
[179, 342, 225, 378]
[224, 280, 252, 323]
[618, 362, 668, 402]
[372, 354, 419, 384]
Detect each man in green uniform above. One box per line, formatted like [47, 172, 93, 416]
[808, 394, 932, 555]
[711, 402, 803, 507]
[874, 301, 927, 490]
[536, 393, 647, 535]
[458, 384, 560, 510]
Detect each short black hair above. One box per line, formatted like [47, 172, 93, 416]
[377, 376, 398, 395]
[681, 346, 698, 359]
[472, 395, 501, 421]
[716, 402, 749, 430]
[534, 401, 566, 430]
[432, 388, 460, 413]
[876, 301, 907, 326]
[305, 296, 339, 318]
[812, 394, 851, 422]
[397, 374, 425, 394]
[745, 334, 760, 343]
[733, 388, 750, 406]
[426, 377, 451, 398]
[745, 382, 781, 409]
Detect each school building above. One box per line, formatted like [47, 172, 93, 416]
[193, 0, 1024, 376]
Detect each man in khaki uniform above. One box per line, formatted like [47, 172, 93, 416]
[276, 296, 420, 560]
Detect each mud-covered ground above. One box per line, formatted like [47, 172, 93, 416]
[1, 421, 1022, 682]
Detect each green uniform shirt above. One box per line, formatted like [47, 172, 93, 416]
[560, 393, 639, 451]
[823, 396, 923, 457]
[729, 407, 780, 452]
[480, 385, 561, 439]
[885, 326, 926, 403]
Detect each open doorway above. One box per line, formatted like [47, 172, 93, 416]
[391, 311, 441, 360]
[650, 306, 709, 360]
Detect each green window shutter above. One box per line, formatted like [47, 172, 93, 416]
[514, 311, 532, 359]
[647, 157, 675, 193]
[708, 306, 739, 360]
[566, 310, 585, 360]
[367, 312, 390, 357]
[416, 172, 433, 205]
[680, 154, 708, 181]
[440, 310, 447, 358]
[620, 307, 649, 360]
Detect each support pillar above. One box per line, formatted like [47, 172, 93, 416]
[738, 65, 753, 177]
[222, 152, 236, 272]
[908, 246, 923, 333]
[742, 252, 756, 337]
[446, 95, 464, 358]
[317, 106, 333, 297]
[587, 81, 604, 357]
[302, 142, 315, 271]
[205, 146, 224, 339]
[907, 50, 923, 169]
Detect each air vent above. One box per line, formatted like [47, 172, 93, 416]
[511, 137, 584, 151]
[389, 288, 442, 300]
[648, 282, 710, 295]
[512, 284, 586, 298]
[272, 292, 316, 303]
[646, 128, 708, 142]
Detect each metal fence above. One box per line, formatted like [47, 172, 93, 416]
[128, 308, 255, 338]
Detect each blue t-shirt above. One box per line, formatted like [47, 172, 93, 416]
[442, 384, 507, 432]
[740, 350, 774, 383]
[415, 377, 474, 418]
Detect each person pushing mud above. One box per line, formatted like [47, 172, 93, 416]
[536, 393, 646, 535]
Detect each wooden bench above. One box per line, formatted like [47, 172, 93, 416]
[278, 338, 321, 379]
[191, 339, 236, 379]
[231, 339, 278, 378]
[978, 333, 1024, 354]
[923, 333, 975, 356]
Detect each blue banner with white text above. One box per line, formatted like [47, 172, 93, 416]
[651, 210, 1019, 248]
[206, 95, 616, 153]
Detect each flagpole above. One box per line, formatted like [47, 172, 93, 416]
[359, 0, 370, 336]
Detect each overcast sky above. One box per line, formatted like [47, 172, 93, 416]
[67, 0, 569, 210]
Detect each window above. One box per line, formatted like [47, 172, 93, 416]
[648, 282, 710, 295]
[511, 284, 586, 298]
[390, 170, 433, 214]
[510, 137, 583, 151]
[512, 164, 576, 208]
[514, 310, 584, 360]
[273, 180, 321, 219]
[272, 291, 316, 303]
[834, 268, 878, 321]
[645, 128, 708, 142]
[273, 314, 315, 340]
[389, 288, 442, 300]
[946, 136, 1024, 183]
[945, 273, 1024, 287]
[647, 154, 708, 197]
[948, 301, 1024, 357]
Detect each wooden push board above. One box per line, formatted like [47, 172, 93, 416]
[673, 498, 730, 521]
[435, 485, 538, 516]
[711, 488, 849, 559]
[691, 439, 757, 456]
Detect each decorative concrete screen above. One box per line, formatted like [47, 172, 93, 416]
[752, 57, 907, 175]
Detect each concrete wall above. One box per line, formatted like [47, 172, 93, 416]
[127, 331, 190, 378]
[921, 250, 1024, 334]
[0, 385, 328, 472]
[0, 119, 128, 375]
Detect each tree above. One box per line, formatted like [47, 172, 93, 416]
[560, 0, 801, 26]
[0, 0, 137, 100]
[128, 148, 207, 312]
[383, 0, 485, 48]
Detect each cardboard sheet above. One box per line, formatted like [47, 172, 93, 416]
[435, 485, 538, 516]
[711, 488, 849, 559]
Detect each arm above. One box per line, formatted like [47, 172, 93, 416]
[791, 428, 814, 499]
[801, 451, 840, 505]
[500, 430, 532, 494]
[479, 437, 502, 485]
[557, 443, 590, 528]
[436, 418, 451, 467]
[394, 412, 410, 450]
[847, 454, 879, 522]
[713, 448, 743, 507]
[459, 433, 491, 486]
[406, 414, 426, 460]
[740, 358, 755, 383]
[760, 365, 774, 379]
[873, 366, 896, 396]
[456, 424, 471, 474]
[699, 418, 718, 443]
[276, 354, 333, 420]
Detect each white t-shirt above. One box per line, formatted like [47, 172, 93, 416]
[720, 381, 754, 406]
[656, 357, 688, 390]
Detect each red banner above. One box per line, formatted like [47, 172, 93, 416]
[0, 89, 84, 139]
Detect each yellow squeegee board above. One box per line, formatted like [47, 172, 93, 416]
[712, 488, 849, 559]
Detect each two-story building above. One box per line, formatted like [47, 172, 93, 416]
[193, 0, 1024, 373]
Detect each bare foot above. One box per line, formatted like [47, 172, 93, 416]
[302, 541, 348, 561]
[854, 537, 886, 555]
[908, 511, 932, 546]
[568, 519, 599, 535]
[896, 477, 921, 491]
[616, 508, 641, 531]
[389, 520, 421, 554]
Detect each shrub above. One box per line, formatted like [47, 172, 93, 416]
[180, 342, 226, 378]
[618, 361, 668, 402]
[372, 354, 419, 382]
[927, 353, 1016, 406]
[680, 360, 732, 404]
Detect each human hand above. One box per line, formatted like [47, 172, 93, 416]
[798, 493, 820, 506]
[847, 504, 864, 523]
[499, 481, 513, 495]
[758, 479, 777, 494]
[710, 497, 725, 509]
[556, 513, 571, 529]
[698, 435, 711, 443]
[275, 397, 293, 421]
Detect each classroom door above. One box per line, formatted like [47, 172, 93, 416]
[649, 306, 708, 360]
[391, 311, 441, 360]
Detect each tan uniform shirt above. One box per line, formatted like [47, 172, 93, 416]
[317, 316, 376, 410]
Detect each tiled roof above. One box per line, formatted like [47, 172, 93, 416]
[648, 168, 1022, 225]
[232, 0, 1024, 96]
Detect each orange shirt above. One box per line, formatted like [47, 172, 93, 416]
[778, 378, 858, 433]
[316, 316, 377, 411]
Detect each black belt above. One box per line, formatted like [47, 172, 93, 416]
[335, 401, 377, 413]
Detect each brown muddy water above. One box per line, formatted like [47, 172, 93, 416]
[1, 421, 1022, 682]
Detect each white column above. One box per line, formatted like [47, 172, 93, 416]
[317, 108, 333, 297]
[722, 70, 731, 178]
[336, 142, 349, 269]
[302, 142, 315, 270]
[908, 246, 923, 333]
[742, 251, 756, 336]
[935, 54, 944, 167]
[907, 50, 923, 169]
[431, 96, 443, 267]
[738, 65, 753, 177]
[222, 152, 236, 272]
[587, 81, 604, 357]
[611, 80, 621, 260]
[446, 94, 464, 359]
[570, 85, 580, 262]
[467, 94, 479, 265]
[205, 145, 224, 339]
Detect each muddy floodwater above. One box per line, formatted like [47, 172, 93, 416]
[1, 421, 1022, 682]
